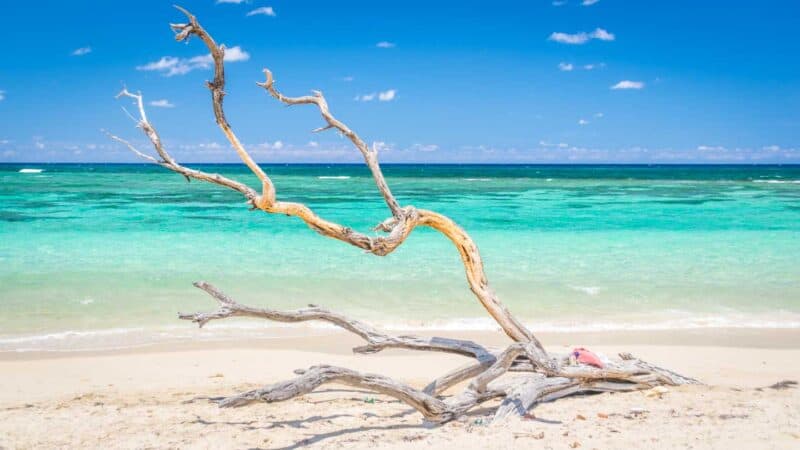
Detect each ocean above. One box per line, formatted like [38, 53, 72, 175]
[1, 163, 799, 351]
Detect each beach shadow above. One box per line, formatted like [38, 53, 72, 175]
[256, 423, 424, 450]
[312, 388, 379, 396]
[185, 388, 392, 406]
[187, 413, 353, 430]
[186, 388, 431, 448]
[186, 415, 258, 427]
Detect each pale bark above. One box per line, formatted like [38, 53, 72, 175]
[180, 285, 698, 423]
[181, 282, 495, 362]
[106, 6, 700, 425]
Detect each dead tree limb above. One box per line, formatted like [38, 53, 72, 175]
[180, 281, 495, 363]
[106, 6, 699, 424]
[178, 283, 697, 424]
[165, 6, 539, 346]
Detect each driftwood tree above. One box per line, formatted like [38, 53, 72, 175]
[107, 7, 698, 424]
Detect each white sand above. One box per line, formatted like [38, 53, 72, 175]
[1, 331, 799, 449]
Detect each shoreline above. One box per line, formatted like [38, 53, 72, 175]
[2, 326, 800, 360]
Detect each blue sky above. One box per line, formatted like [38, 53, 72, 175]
[0, 0, 798, 163]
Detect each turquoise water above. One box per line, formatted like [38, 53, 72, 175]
[1, 163, 799, 350]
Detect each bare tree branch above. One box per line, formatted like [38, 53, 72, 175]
[111, 88, 256, 197]
[181, 281, 495, 362]
[257, 70, 401, 217]
[110, 6, 539, 344]
[103, 6, 701, 425]
[102, 131, 159, 165]
[179, 284, 697, 407]
[171, 6, 276, 205]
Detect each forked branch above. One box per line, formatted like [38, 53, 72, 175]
[111, 6, 540, 346]
[108, 88, 256, 198]
[181, 284, 698, 418]
[170, 6, 275, 204]
[257, 69, 401, 217]
[181, 281, 495, 362]
[106, 6, 700, 425]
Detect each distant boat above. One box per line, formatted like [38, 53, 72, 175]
[18, 168, 44, 173]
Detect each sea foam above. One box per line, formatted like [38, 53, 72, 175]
[3, 313, 800, 352]
[752, 179, 800, 184]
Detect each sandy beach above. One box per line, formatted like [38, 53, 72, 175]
[2, 329, 798, 449]
[2, 0, 799, 447]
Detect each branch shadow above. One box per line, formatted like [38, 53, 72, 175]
[186, 413, 353, 431]
[185, 388, 432, 448]
[256, 423, 425, 450]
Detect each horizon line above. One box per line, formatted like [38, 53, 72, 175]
[2, 162, 799, 167]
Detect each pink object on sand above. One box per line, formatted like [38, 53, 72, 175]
[573, 347, 604, 368]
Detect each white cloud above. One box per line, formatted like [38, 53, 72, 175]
[409, 143, 439, 152]
[137, 56, 178, 72]
[355, 89, 397, 102]
[216, 0, 248, 3]
[354, 93, 375, 102]
[72, 46, 92, 56]
[552, 1, 567, 5]
[594, 112, 604, 118]
[590, 28, 615, 41]
[558, 62, 574, 71]
[549, 32, 590, 45]
[181, 142, 223, 151]
[610, 80, 645, 90]
[0, 90, 4, 101]
[376, 41, 396, 48]
[256, 140, 283, 151]
[308, 141, 319, 148]
[149, 99, 175, 108]
[697, 145, 725, 151]
[578, 119, 590, 125]
[136, 45, 250, 76]
[583, 63, 606, 70]
[228, 47, 250, 62]
[373, 141, 392, 152]
[560, 62, 605, 72]
[539, 141, 570, 148]
[549, 28, 615, 45]
[342, 76, 354, 82]
[247, 7, 276, 17]
[582, 0, 600, 5]
[378, 89, 397, 101]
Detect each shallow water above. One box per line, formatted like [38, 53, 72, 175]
[1, 163, 799, 350]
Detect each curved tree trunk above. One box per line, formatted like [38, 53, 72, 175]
[106, 5, 699, 425]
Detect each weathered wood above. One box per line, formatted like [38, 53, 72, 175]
[112, 6, 542, 345]
[181, 281, 495, 362]
[424, 361, 491, 395]
[217, 364, 508, 424]
[258, 69, 401, 217]
[493, 376, 576, 421]
[106, 5, 701, 425]
[181, 285, 698, 422]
